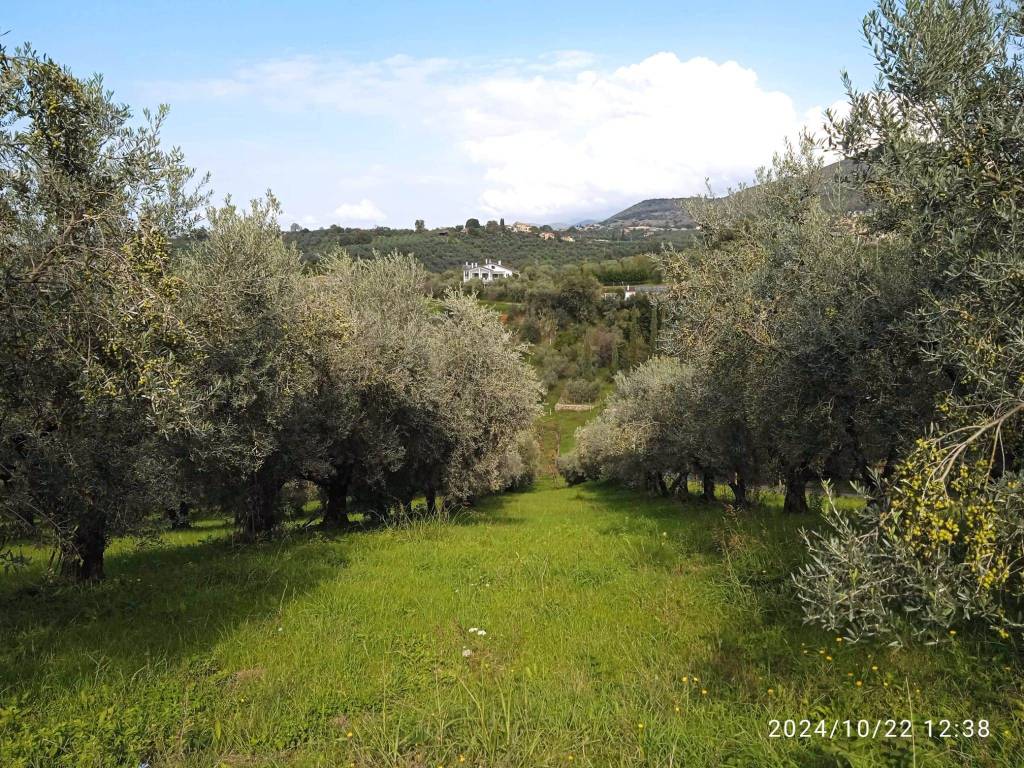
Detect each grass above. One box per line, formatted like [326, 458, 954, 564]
[2, 479, 1023, 767]
[534, 385, 613, 476]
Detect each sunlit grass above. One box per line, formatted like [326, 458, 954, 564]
[2, 479, 1022, 766]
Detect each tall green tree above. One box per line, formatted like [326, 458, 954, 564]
[305, 253, 540, 521]
[0, 45, 206, 580]
[796, 0, 1024, 641]
[661, 138, 939, 510]
[173, 197, 316, 536]
[831, 0, 1024, 473]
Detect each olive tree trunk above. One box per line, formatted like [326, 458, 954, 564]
[782, 469, 809, 515]
[728, 474, 748, 507]
[167, 501, 191, 530]
[243, 466, 282, 536]
[60, 512, 106, 582]
[322, 472, 351, 527]
[670, 471, 688, 498]
[656, 473, 670, 497]
[701, 471, 716, 502]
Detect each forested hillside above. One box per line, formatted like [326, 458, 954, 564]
[601, 158, 865, 229]
[283, 227, 667, 272]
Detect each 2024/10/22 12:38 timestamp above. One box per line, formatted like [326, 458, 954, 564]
[768, 719, 991, 740]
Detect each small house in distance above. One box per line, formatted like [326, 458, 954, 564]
[463, 260, 517, 283]
[623, 284, 668, 301]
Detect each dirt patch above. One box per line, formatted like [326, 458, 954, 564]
[226, 668, 265, 687]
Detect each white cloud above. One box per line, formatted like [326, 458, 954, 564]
[333, 198, 387, 224]
[279, 212, 320, 228]
[148, 54, 458, 115]
[149, 51, 841, 223]
[448, 53, 835, 218]
[535, 50, 600, 71]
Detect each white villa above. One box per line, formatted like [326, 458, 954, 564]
[463, 260, 517, 283]
[623, 284, 668, 301]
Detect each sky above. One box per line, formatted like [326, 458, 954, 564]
[5, 1, 879, 228]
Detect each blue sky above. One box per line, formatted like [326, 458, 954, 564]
[6, 1, 878, 227]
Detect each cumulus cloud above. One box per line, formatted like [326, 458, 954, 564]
[150, 50, 841, 222]
[333, 199, 387, 224]
[449, 53, 835, 218]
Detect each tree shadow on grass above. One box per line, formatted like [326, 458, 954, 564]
[0, 528, 348, 691]
[572, 481, 729, 549]
[0, 497, 532, 694]
[573, 479, 818, 553]
[444, 513, 526, 529]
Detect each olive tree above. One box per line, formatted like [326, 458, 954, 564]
[303, 253, 443, 522]
[304, 253, 541, 523]
[0, 45, 206, 580]
[429, 292, 543, 501]
[172, 196, 318, 536]
[831, 0, 1024, 474]
[560, 357, 694, 494]
[662, 138, 938, 511]
[797, 0, 1024, 640]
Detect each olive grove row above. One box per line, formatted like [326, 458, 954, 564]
[561, 0, 1024, 641]
[0, 47, 540, 581]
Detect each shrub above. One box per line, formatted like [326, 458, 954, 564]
[496, 432, 541, 492]
[794, 456, 1024, 643]
[562, 379, 601, 405]
[518, 318, 542, 344]
[556, 452, 589, 486]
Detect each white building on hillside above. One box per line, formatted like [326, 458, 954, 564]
[623, 284, 667, 301]
[463, 260, 517, 282]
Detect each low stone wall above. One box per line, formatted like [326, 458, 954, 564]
[554, 402, 594, 412]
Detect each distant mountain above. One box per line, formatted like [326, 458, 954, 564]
[601, 197, 701, 229]
[600, 160, 865, 230]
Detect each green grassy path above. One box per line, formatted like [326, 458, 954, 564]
[534, 386, 610, 477]
[1, 481, 1023, 766]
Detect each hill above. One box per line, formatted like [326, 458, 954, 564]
[274, 162, 864, 271]
[600, 159, 866, 229]
[282, 228, 668, 273]
[601, 196, 701, 229]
